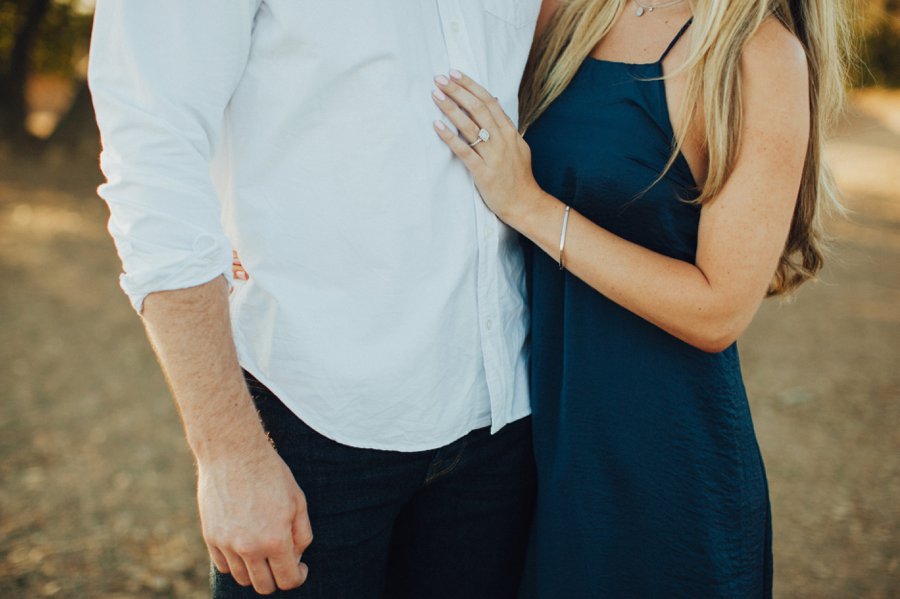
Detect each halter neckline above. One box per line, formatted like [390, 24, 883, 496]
[587, 17, 693, 67]
[659, 17, 694, 62]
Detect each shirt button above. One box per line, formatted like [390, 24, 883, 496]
[486, 319, 493, 331]
[451, 21, 460, 32]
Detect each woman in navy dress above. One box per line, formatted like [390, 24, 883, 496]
[430, 0, 850, 596]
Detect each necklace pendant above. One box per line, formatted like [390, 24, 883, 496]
[636, 6, 645, 16]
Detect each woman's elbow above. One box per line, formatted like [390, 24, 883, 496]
[691, 331, 739, 354]
[684, 312, 750, 354]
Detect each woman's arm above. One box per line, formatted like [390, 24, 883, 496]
[432, 21, 810, 353]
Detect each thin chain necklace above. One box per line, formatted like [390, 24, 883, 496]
[632, 0, 686, 17]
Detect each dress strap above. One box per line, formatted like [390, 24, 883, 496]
[658, 18, 693, 62]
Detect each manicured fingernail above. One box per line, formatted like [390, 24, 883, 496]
[434, 120, 447, 131]
[449, 69, 462, 80]
[432, 88, 446, 101]
[434, 75, 449, 86]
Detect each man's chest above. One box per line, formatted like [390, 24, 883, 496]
[249, 0, 538, 90]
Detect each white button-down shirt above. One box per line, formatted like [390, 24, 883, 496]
[89, 0, 539, 450]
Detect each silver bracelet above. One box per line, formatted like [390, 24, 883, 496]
[558, 205, 571, 271]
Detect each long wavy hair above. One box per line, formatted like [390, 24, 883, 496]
[519, 0, 854, 296]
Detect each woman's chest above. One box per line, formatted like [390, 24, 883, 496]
[525, 68, 701, 258]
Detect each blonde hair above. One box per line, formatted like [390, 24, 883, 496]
[520, 0, 854, 296]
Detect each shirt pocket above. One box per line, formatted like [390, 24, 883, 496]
[484, 0, 529, 28]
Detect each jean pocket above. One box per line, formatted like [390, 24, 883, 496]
[484, 0, 529, 28]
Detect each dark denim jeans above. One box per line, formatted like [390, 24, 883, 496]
[211, 372, 536, 599]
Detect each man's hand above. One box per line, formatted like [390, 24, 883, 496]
[140, 276, 311, 594]
[200, 442, 313, 594]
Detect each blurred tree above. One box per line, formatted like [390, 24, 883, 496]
[861, 0, 900, 87]
[0, 0, 92, 143]
[0, 0, 50, 138]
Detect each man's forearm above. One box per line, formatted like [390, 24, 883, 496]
[141, 276, 269, 462]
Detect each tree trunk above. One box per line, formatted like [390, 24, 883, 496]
[0, 0, 52, 138]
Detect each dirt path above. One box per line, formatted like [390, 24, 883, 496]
[740, 91, 900, 598]
[1, 91, 898, 598]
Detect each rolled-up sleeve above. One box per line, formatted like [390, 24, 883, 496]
[88, 1, 258, 313]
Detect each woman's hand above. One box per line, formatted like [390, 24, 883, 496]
[432, 70, 543, 225]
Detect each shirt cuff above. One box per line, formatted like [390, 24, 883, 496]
[120, 233, 234, 314]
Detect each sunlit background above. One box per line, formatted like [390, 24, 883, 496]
[1, 1, 898, 597]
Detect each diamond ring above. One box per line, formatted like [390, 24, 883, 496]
[469, 128, 490, 147]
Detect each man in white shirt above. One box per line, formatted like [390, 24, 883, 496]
[89, 1, 540, 597]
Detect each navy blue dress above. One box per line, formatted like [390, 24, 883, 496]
[520, 22, 773, 598]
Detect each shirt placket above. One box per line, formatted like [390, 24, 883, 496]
[436, 0, 506, 427]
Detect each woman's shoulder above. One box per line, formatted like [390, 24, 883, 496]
[741, 16, 808, 83]
[732, 16, 811, 178]
[737, 15, 810, 133]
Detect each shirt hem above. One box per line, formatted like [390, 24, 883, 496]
[239, 361, 519, 452]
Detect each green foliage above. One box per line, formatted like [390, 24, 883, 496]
[0, 0, 92, 78]
[858, 1, 900, 87]
[862, 19, 900, 87]
[31, 2, 92, 75]
[0, 1, 22, 70]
